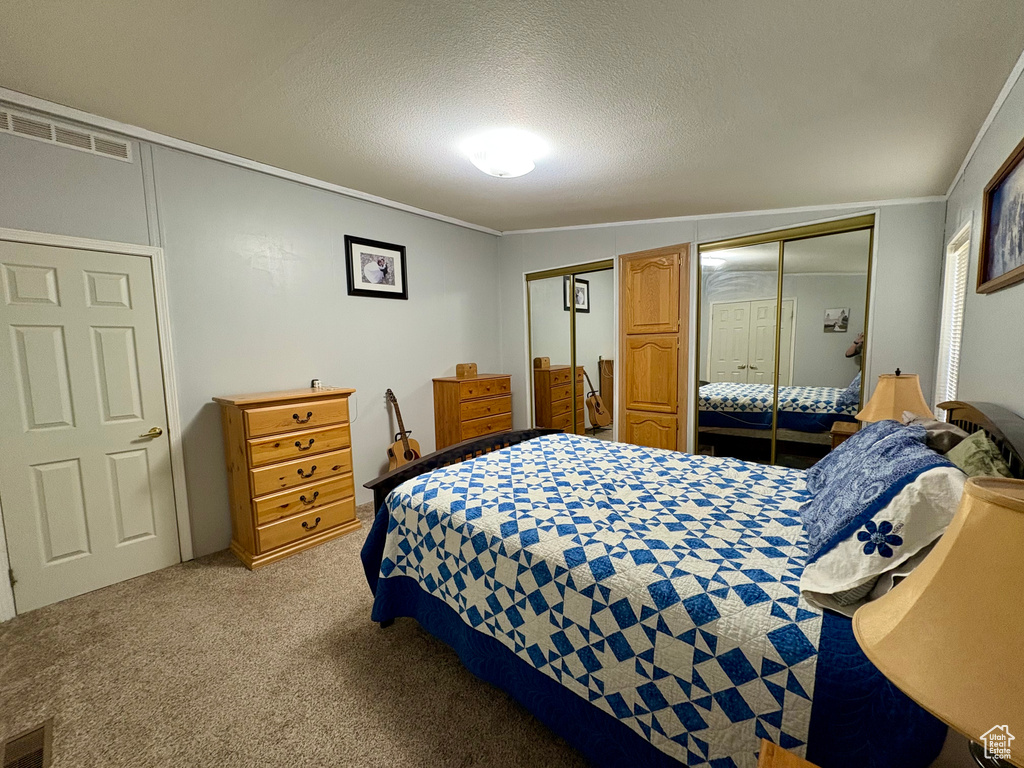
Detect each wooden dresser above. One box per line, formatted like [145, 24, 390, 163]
[433, 373, 512, 449]
[534, 365, 585, 434]
[214, 387, 360, 569]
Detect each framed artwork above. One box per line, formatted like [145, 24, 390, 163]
[344, 235, 408, 300]
[563, 276, 590, 313]
[980, 133, 1024, 294]
[824, 307, 849, 333]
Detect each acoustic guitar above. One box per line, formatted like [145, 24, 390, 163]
[582, 369, 612, 429]
[385, 389, 422, 470]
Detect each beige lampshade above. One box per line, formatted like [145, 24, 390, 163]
[856, 372, 933, 422]
[853, 478, 1024, 765]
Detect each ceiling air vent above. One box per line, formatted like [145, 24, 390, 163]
[0, 107, 132, 163]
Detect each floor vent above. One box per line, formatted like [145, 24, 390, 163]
[0, 106, 132, 163]
[2, 721, 52, 768]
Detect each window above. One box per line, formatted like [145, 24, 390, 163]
[934, 221, 971, 414]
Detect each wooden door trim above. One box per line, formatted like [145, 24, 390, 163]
[0, 226, 194, 618]
[617, 243, 690, 450]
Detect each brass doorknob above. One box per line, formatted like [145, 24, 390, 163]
[139, 427, 163, 439]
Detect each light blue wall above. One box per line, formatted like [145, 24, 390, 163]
[0, 113, 501, 557]
[946, 68, 1024, 416]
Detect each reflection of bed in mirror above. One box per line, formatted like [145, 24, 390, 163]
[698, 381, 858, 439]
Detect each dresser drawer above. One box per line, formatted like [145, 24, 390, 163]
[460, 394, 511, 421]
[461, 412, 512, 439]
[549, 369, 572, 386]
[250, 448, 352, 497]
[245, 397, 349, 438]
[550, 410, 585, 431]
[551, 382, 583, 402]
[248, 423, 352, 468]
[254, 472, 355, 525]
[549, 396, 573, 417]
[460, 376, 511, 401]
[257, 497, 356, 553]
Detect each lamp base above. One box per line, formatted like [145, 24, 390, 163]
[969, 740, 1012, 767]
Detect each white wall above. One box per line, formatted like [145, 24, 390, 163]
[0, 112, 501, 558]
[945, 65, 1024, 416]
[499, 202, 946, 434]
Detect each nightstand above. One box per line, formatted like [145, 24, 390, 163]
[758, 739, 820, 768]
[830, 420, 860, 450]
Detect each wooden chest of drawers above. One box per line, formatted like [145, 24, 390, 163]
[534, 365, 585, 434]
[214, 387, 360, 569]
[433, 374, 512, 449]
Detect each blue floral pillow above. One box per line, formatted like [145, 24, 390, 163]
[800, 425, 953, 563]
[836, 372, 861, 409]
[804, 419, 915, 495]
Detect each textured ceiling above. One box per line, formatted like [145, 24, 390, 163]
[2, 1, 1023, 232]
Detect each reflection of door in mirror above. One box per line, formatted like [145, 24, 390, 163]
[709, 299, 793, 385]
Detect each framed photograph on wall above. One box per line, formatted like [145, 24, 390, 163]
[563, 276, 590, 313]
[344, 235, 408, 300]
[823, 307, 849, 333]
[979, 133, 1024, 294]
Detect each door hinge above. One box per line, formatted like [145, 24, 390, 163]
[8, 568, 15, 588]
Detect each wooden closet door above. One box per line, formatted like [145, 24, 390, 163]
[618, 245, 689, 451]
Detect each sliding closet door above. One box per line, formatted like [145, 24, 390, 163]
[619, 244, 689, 451]
[695, 215, 875, 467]
[774, 230, 871, 468]
[696, 243, 781, 463]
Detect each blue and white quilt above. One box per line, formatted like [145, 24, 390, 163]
[699, 382, 857, 416]
[375, 434, 823, 766]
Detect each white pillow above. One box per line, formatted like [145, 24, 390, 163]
[800, 466, 965, 616]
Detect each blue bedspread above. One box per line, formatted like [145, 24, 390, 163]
[362, 435, 944, 768]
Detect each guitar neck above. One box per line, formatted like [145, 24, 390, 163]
[393, 400, 411, 452]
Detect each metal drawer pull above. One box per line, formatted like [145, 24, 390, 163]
[299, 491, 319, 505]
[297, 465, 316, 479]
[293, 411, 313, 423]
[295, 439, 315, 451]
[302, 517, 321, 531]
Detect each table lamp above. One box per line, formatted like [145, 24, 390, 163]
[853, 477, 1024, 767]
[856, 369, 933, 422]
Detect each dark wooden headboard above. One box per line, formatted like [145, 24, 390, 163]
[940, 401, 1024, 478]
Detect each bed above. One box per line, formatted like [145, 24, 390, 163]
[698, 382, 858, 433]
[361, 403, 1024, 768]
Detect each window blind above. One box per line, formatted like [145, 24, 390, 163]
[934, 222, 971, 415]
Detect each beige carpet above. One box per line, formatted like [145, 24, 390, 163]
[0, 504, 588, 768]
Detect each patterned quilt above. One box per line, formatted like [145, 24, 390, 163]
[699, 382, 857, 415]
[376, 434, 823, 766]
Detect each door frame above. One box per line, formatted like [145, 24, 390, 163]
[706, 296, 797, 385]
[0, 226, 193, 619]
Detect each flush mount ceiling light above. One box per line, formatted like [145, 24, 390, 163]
[461, 128, 549, 178]
[702, 257, 725, 268]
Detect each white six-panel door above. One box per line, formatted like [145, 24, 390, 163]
[0, 240, 180, 612]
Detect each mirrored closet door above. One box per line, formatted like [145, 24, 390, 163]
[696, 216, 873, 467]
[527, 262, 615, 439]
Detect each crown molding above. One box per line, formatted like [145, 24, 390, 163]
[501, 197, 944, 236]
